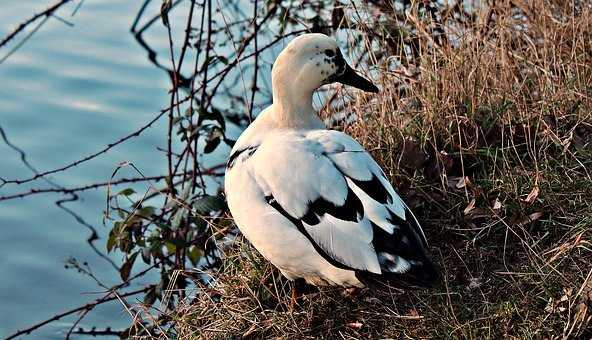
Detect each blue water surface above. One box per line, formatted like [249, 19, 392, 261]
[0, 1, 190, 338]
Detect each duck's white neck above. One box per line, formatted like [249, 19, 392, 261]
[269, 63, 323, 129]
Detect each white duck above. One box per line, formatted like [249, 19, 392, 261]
[224, 33, 437, 292]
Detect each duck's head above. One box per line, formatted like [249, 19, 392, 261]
[272, 33, 379, 96]
[268, 33, 378, 127]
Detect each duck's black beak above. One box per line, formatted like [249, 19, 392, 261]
[334, 63, 379, 93]
[327, 49, 379, 93]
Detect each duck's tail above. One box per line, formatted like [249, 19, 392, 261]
[356, 256, 439, 289]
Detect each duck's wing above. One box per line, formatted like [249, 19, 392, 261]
[236, 129, 436, 286]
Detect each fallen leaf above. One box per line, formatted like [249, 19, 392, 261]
[465, 208, 490, 220]
[447, 176, 462, 189]
[399, 138, 427, 169]
[528, 211, 543, 222]
[346, 322, 363, 330]
[492, 198, 502, 210]
[523, 185, 539, 204]
[464, 198, 476, 215]
[456, 176, 471, 189]
[424, 150, 454, 180]
[242, 323, 258, 338]
[545, 297, 555, 313]
[516, 211, 544, 227]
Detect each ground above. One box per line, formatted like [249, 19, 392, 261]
[172, 2, 592, 338]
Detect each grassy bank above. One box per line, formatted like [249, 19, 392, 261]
[170, 1, 592, 338]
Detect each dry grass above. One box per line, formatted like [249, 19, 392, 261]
[172, 1, 592, 338]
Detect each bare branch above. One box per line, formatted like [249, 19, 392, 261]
[0, 0, 73, 48]
[5, 287, 148, 340]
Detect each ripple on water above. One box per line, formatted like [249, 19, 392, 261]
[0, 0, 178, 337]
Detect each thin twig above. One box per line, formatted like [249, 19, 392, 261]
[248, 0, 260, 122]
[0, 0, 73, 48]
[5, 287, 148, 340]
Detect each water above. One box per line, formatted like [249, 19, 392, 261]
[0, 1, 341, 337]
[0, 1, 191, 338]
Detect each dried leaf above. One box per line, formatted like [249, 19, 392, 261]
[346, 322, 363, 330]
[106, 227, 117, 253]
[516, 211, 544, 226]
[425, 150, 454, 179]
[468, 277, 483, 290]
[464, 198, 476, 215]
[144, 285, 157, 306]
[528, 211, 543, 222]
[447, 176, 462, 189]
[399, 138, 426, 169]
[141, 247, 151, 264]
[524, 185, 539, 204]
[120, 251, 139, 281]
[492, 198, 502, 210]
[160, 0, 172, 27]
[456, 176, 471, 189]
[466, 208, 490, 220]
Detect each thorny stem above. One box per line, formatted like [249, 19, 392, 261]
[248, 0, 259, 122]
[0, 0, 73, 48]
[165, 17, 178, 200]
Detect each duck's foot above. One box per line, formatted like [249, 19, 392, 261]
[342, 287, 362, 298]
[289, 278, 307, 310]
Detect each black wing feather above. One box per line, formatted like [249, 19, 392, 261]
[350, 174, 393, 204]
[261, 148, 437, 287]
[301, 187, 364, 225]
[265, 195, 356, 271]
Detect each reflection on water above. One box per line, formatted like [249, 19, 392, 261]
[0, 1, 179, 337]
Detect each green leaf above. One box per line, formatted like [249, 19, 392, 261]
[141, 247, 152, 264]
[192, 194, 226, 215]
[107, 228, 117, 253]
[156, 222, 171, 230]
[165, 241, 177, 254]
[138, 206, 155, 218]
[144, 285, 157, 305]
[173, 116, 185, 125]
[190, 216, 207, 232]
[217, 56, 229, 64]
[188, 246, 203, 265]
[117, 188, 135, 196]
[171, 207, 188, 230]
[120, 251, 139, 281]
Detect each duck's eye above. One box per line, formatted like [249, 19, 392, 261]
[324, 49, 335, 57]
